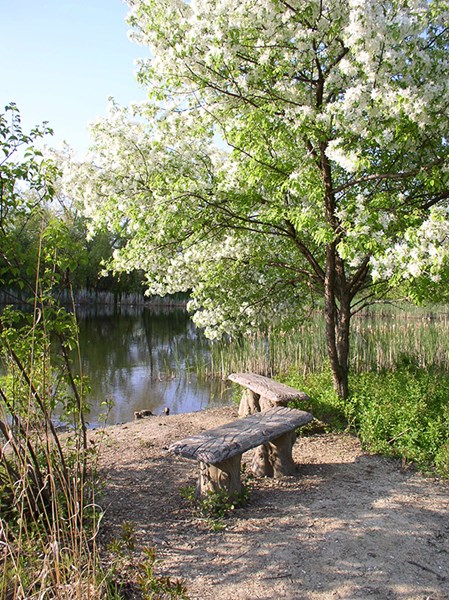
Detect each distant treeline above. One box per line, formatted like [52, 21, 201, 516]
[0, 288, 189, 308]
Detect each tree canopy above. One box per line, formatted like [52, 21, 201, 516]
[68, 0, 449, 398]
[0, 105, 146, 302]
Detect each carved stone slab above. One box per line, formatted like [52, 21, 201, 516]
[228, 373, 310, 403]
[168, 406, 313, 465]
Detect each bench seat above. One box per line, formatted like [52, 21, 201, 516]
[169, 406, 313, 498]
[228, 372, 310, 416]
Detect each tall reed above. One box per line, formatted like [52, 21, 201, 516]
[204, 307, 449, 378]
[0, 300, 105, 598]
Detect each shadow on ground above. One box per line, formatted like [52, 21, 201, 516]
[97, 416, 449, 600]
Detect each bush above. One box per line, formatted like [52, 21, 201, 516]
[285, 369, 349, 432]
[349, 368, 449, 474]
[0, 301, 101, 598]
[0, 104, 104, 598]
[285, 366, 449, 476]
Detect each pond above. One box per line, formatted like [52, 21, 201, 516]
[76, 305, 233, 427]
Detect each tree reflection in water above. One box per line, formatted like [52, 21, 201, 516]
[76, 305, 232, 427]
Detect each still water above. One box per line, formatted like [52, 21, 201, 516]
[76, 306, 232, 427]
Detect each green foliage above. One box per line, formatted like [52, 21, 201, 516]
[0, 103, 59, 294]
[120, 520, 137, 553]
[181, 484, 250, 531]
[0, 103, 147, 302]
[106, 525, 189, 599]
[348, 367, 449, 475]
[0, 298, 98, 596]
[0, 103, 107, 599]
[286, 366, 449, 477]
[0, 109, 90, 528]
[107, 521, 138, 557]
[137, 548, 189, 599]
[284, 370, 348, 431]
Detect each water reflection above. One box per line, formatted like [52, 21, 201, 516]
[76, 306, 232, 427]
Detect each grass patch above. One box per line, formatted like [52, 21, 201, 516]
[105, 523, 189, 598]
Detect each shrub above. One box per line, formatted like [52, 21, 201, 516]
[349, 367, 449, 474]
[286, 366, 449, 476]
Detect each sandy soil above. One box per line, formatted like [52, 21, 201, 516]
[93, 406, 449, 599]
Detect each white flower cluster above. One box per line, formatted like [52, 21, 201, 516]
[326, 139, 361, 174]
[371, 207, 449, 283]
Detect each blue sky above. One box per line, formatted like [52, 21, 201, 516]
[1, 0, 149, 154]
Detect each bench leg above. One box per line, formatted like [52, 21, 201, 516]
[238, 392, 279, 416]
[251, 431, 297, 478]
[259, 395, 277, 411]
[197, 455, 243, 498]
[238, 389, 260, 416]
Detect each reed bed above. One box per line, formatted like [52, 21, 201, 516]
[205, 308, 449, 378]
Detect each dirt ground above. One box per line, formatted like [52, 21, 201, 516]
[93, 406, 449, 600]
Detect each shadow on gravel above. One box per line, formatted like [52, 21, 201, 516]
[99, 439, 449, 600]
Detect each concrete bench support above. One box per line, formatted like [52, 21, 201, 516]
[199, 455, 243, 497]
[251, 430, 297, 478]
[228, 373, 311, 475]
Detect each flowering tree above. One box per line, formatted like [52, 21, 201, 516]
[71, 0, 449, 399]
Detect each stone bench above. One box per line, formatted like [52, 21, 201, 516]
[228, 372, 310, 417]
[168, 406, 313, 498]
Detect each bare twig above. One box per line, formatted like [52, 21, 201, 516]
[408, 560, 447, 581]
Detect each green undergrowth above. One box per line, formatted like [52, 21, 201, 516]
[105, 522, 189, 599]
[284, 365, 449, 477]
[181, 483, 251, 532]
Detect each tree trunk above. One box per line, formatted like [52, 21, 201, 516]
[319, 141, 352, 401]
[324, 243, 351, 401]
